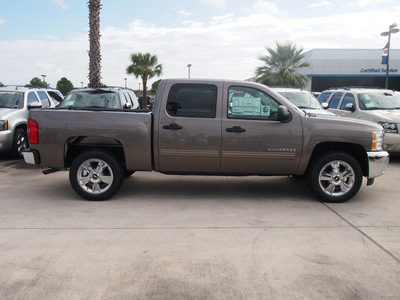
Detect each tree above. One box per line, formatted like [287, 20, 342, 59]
[255, 42, 310, 88]
[126, 52, 162, 109]
[151, 79, 162, 94]
[26, 77, 47, 88]
[88, 0, 102, 87]
[56, 77, 74, 95]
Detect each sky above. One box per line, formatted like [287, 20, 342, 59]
[0, 0, 400, 90]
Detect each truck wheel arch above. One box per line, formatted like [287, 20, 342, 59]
[307, 142, 368, 177]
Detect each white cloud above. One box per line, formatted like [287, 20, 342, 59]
[308, 1, 332, 8]
[1, 6, 400, 88]
[52, 0, 69, 10]
[356, 0, 384, 6]
[198, 0, 226, 8]
[253, 1, 283, 15]
[176, 8, 192, 18]
[0, 19, 5, 26]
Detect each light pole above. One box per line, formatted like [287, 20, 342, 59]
[381, 23, 399, 89]
[124, 78, 127, 88]
[187, 64, 192, 78]
[41, 74, 46, 86]
[81, 82, 84, 88]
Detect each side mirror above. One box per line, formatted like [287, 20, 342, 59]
[123, 103, 132, 109]
[321, 102, 329, 109]
[278, 105, 292, 123]
[345, 103, 356, 112]
[28, 102, 43, 110]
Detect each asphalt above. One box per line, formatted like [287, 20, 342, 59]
[0, 156, 399, 299]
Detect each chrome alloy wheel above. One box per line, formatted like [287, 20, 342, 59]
[318, 160, 355, 197]
[77, 158, 114, 194]
[16, 132, 28, 154]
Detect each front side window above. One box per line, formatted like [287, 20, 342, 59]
[27, 92, 40, 105]
[166, 84, 217, 118]
[37, 91, 51, 107]
[228, 86, 279, 120]
[328, 92, 343, 108]
[340, 93, 356, 110]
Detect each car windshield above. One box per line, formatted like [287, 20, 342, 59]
[0, 92, 24, 109]
[59, 91, 120, 109]
[358, 93, 400, 110]
[278, 92, 322, 109]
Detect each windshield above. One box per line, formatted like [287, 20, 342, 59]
[0, 92, 24, 109]
[359, 92, 400, 110]
[278, 91, 322, 109]
[59, 91, 120, 109]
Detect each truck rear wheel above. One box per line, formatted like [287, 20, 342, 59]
[69, 150, 124, 201]
[308, 152, 362, 203]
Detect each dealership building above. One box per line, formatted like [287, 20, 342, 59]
[298, 49, 400, 92]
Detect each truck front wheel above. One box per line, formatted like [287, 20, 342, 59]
[69, 150, 124, 201]
[308, 152, 362, 203]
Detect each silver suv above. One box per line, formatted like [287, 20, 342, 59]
[0, 86, 59, 157]
[59, 87, 139, 110]
[272, 87, 334, 116]
[318, 87, 400, 152]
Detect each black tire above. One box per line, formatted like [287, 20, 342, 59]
[11, 128, 28, 158]
[69, 150, 124, 201]
[307, 152, 363, 203]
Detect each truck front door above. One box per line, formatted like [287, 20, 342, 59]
[157, 82, 222, 173]
[221, 85, 303, 175]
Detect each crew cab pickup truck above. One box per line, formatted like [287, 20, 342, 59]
[23, 79, 389, 202]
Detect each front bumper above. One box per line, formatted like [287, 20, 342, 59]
[22, 149, 41, 165]
[367, 151, 389, 179]
[0, 130, 13, 154]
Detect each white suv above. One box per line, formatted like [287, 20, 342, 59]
[318, 87, 400, 152]
[0, 86, 58, 157]
[59, 87, 139, 110]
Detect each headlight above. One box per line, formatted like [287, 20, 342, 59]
[378, 121, 398, 134]
[372, 130, 384, 151]
[0, 120, 8, 131]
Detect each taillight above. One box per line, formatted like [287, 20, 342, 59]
[27, 119, 39, 144]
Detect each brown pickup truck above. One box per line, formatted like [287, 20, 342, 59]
[23, 79, 389, 202]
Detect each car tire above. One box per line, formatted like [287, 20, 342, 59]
[307, 152, 362, 203]
[11, 128, 28, 158]
[69, 150, 124, 201]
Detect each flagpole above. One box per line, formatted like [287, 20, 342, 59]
[381, 23, 399, 89]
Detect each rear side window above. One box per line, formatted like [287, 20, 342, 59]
[166, 84, 217, 118]
[37, 91, 51, 107]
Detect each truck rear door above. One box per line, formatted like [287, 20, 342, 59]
[156, 81, 223, 173]
[221, 84, 303, 175]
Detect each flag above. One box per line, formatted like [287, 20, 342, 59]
[382, 42, 389, 65]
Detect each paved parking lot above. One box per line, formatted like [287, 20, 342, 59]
[0, 156, 399, 299]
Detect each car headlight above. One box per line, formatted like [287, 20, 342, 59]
[372, 130, 384, 151]
[378, 121, 398, 134]
[0, 120, 8, 131]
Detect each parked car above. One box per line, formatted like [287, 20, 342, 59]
[272, 88, 335, 116]
[0, 86, 57, 157]
[318, 87, 400, 152]
[59, 87, 139, 109]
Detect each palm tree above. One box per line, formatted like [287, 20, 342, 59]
[255, 42, 310, 88]
[126, 52, 163, 109]
[88, 0, 102, 87]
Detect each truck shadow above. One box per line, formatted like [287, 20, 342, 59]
[118, 173, 315, 202]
